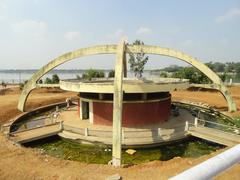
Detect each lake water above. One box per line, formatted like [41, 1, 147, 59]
[0, 70, 158, 84]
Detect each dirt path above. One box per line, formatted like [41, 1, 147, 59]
[0, 87, 239, 180]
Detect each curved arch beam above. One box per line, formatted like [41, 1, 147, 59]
[18, 44, 236, 112]
[18, 45, 117, 111]
[126, 45, 237, 112]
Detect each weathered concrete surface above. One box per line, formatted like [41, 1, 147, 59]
[112, 40, 125, 167]
[18, 43, 236, 112]
[18, 45, 118, 111]
[59, 78, 189, 93]
[9, 123, 61, 144]
[126, 45, 236, 112]
[189, 126, 240, 147]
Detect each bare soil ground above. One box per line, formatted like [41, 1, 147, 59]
[0, 87, 239, 180]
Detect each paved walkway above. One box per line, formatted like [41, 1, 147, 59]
[9, 123, 61, 144]
[58, 106, 195, 147]
[189, 126, 240, 146]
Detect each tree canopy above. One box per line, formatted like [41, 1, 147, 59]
[128, 40, 149, 78]
[82, 69, 105, 80]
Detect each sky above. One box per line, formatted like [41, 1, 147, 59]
[0, 0, 240, 70]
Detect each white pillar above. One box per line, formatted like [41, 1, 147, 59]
[185, 121, 189, 131]
[112, 39, 125, 167]
[194, 117, 198, 127]
[89, 101, 93, 124]
[79, 99, 83, 120]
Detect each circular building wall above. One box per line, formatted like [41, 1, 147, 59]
[80, 92, 171, 127]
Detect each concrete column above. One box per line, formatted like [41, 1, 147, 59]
[112, 39, 125, 167]
[123, 52, 127, 77]
[89, 101, 93, 124]
[77, 98, 80, 118]
[79, 99, 83, 120]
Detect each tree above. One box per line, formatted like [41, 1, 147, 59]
[82, 69, 105, 80]
[159, 72, 168, 78]
[76, 75, 81, 80]
[52, 74, 60, 84]
[172, 67, 211, 84]
[19, 80, 28, 90]
[108, 70, 115, 78]
[128, 40, 149, 78]
[45, 77, 52, 84]
[219, 72, 228, 82]
[236, 65, 240, 79]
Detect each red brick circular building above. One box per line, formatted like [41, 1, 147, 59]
[60, 78, 189, 127]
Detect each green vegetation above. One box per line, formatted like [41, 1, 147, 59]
[52, 74, 60, 84]
[233, 117, 240, 127]
[26, 137, 222, 165]
[108, 70, 115, 78]
[76, 75, 81, 80]
[82, 69, 105, 80]
[44, 74, 60, 84]
[172, 67, 211, 84]
[128, 40, 148, 78]
[159, 72, 168, 78]
[160, 62, 240, 83]
[19, 80, 28, 90]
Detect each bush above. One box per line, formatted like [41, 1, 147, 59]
[76, 75, 81, 80]
[160, 72, 168, 78]
[82, 69, 105, 80]
[19, 80, 28, 90]
[44, 77, 52, 84]
[108, 70, 115, 78]
[52, 74, 60, 84]
[172, 67, 211, 84]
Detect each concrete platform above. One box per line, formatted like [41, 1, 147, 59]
[58, 106, 195, 148]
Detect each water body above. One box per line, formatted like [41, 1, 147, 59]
[0, 70, 158, 84]
[21, 104, 233, 165]
[25, 136, 222, 164]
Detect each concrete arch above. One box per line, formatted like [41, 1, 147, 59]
[18, 45, 118, 111]
[125, 45, 237, 112]
[18, 43, 236, 112]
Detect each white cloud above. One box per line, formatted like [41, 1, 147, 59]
[106, 29, 125, 40]
[136, 27, 152, 35]
[215, 8, 240, 23]
[64, 31, 81, 40]
[11, 20, 47, 37]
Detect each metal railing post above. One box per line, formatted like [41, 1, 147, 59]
[59, 121, 63, 130]
[194, 117, 198, 127]
[185, 121, 189, 131]
[84, 128, 88, 137]
[158, 128, 161, 137]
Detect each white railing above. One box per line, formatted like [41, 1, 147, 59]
[170, 144, 240, 180]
